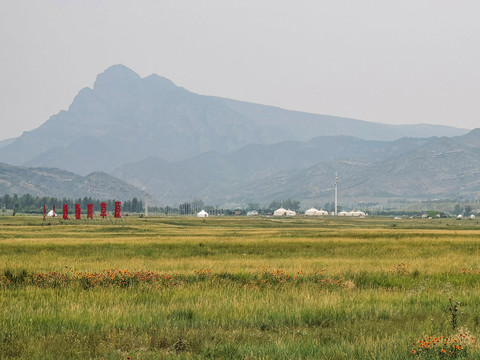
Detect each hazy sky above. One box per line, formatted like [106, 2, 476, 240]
[1, 0, 479, 141]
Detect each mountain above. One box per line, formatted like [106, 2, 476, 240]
[110, 135, 435, 205]
[230, 130, 480, 205]
[0, 163, 143, 201]
[0, 64, 468, 175]
[111, 129, 480, 206]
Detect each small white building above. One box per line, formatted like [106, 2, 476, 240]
[305, 207, 319, 216]
[285, 209, 296, 217]
[273, 207, 287, 216]
[274, 208, 295, 216]
[351, 211, 366, 217]
[305, 208, 329, 216]
[197, 210, 209, 217]
[47, 210, 56, 217]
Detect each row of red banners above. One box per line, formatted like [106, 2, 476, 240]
[43, 202, 121, 220]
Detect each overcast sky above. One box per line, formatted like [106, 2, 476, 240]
[1, 0, 479, 141]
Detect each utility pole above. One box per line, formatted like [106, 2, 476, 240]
[335, 172, 338, 216]
[144, 193, 149, 218]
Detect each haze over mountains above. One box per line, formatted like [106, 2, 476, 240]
[0, 64, 477, 207]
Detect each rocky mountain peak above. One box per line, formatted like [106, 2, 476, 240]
[93, 64, 141, 91]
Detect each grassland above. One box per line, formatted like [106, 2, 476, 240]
[1, 215, 480, 359]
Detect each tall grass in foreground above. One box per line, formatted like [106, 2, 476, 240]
[2, 281, 480, 359]
[1, 215, 480, 359]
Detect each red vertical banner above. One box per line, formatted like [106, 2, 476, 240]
[87, 204, 93, 219]
[75, 204, 81, 220]
[53, 204, 56, 216]
[114, 201, 121, 218]
[100, 202, 107, 219]
[63, 204, 69, 220]
[43, 205, 46, 221]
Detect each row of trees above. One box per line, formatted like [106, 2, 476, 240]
[0, 194, 144, 214]
[1, 194, 310, 216]
[453, 204, 474, 216]
[1, 194, 353, 216]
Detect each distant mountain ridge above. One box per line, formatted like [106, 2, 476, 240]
[0, 163, 143, 201]
[111, 130, 480, 206]
[231, 130, 480, 205]
[0, 64, 468, 175]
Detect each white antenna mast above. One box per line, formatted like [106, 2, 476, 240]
[334, 172, 338, 216]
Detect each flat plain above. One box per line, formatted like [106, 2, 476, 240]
[1, 215, 480, 359]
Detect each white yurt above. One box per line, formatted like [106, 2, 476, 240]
[305, 207, 319, 216]
[317, 210, 329, 216]
[286, 209, 296, 217]
[197, 210, 209, 217]
[273, 207, 287, 216]
[352, 211, 366, 217]
[457, 214, 463, 219]
[338, 211, 348, 216]
[470, 214, 476, 219]
[47, 210, 56, 217]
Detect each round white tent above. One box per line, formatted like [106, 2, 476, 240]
[273, 207, 287, 216]
[305, 207, 319, 216]
[305, 208, 328, 216]
[47, 210, 56, 217]
[351, 211, 366, 217]
[338, 211, 348, 216]
[197, 210, 209, 217]
[286, 209, 296, 217]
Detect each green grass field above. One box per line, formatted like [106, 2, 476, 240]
[1, 215, 480, 359]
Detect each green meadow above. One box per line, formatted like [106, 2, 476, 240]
[1, 215, 480, 359]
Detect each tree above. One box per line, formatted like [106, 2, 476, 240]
[268, 201, 282, 211]
[1, 194, 11, 209]
[454, 204, 462, 215]
[179, 202, 191, 215]
[131, 198, 139, 212]
[191, 199, 204, 213]
[13, 201, 19, 216]
[282, 199, 300, 211]
[247, 202, 260, 210]
[464, 205, 473, 216]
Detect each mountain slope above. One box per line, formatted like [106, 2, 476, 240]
[0, 137, 16, 149]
